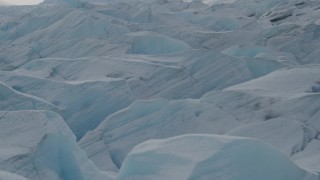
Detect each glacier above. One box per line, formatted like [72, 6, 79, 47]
[1, 0, 320, 179]
[118, 134, 318, 180]
[0, 110, 112, 180]
[0, 171, 28, 180]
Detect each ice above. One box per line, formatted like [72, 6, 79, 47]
[0, 81, 57, 111]
[80, 98, 242, 170]
[79, 130, 119, 172]
[243, 57, 287, 78]
[0, 6, 132, 70]
[15, 49, 270, 100]
[131, 7, 152, 23]
[62, 0, 84, 8]
[0, 110, 112, 180]
[227, 118, 317, 156]
[293, 140, 320, 172]
[118, 134, 318, 180]
[42, 0, 85, 7]
[0, 171, 28, 180]
[130, 33, 191, 55]
[225, 66, 320, 98]
[200, 66, 320, 132]
[1, 0, 320, 178]
[200, 0, 237, 5]
[0, 72, 134, 139]
[223, 45, 274, 58]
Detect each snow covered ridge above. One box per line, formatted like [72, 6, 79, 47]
[1, 0, 320, 179]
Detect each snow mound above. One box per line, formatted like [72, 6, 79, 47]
[118, 134, 318, 180]
[0, 110, 112, 180]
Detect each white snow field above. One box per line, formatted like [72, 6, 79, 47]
[1, 0, 320, 179]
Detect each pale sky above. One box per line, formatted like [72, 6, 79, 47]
[0, 0, 43, 5]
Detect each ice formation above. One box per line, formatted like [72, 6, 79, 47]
[0, 111, 112, 180]
[118, 134, 318, 180]
[1, 0, 320, 179]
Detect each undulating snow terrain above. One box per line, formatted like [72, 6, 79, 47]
[1, 0, 320, 179]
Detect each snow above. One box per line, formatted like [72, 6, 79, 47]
[0, 171, 28, 180]
[61, 0, 84, 8]
[118, 134, 318, 180]
[0, 81, 57, 111]
[0, 72, 134, 139]
[183, 0, 237, 5]
[130, 33, 191, 55]
[0, 110, 112, 180]
[227, 118, 317, 156]
[14, 50, 264, 99]
[200, 66, 320, 134]
[225, 66, 320, 98]
[293, 140, 320, 173]
[80, 98, 242, 170]
[1, 0, 320, 179]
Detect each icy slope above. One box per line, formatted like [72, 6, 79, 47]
[0, 72, 134, 139]
[204, 66, 320, 128]
[3, 0, 319, 70]
[118, 134, 318, 180]
[0, 110, 112, 180]
[227, 118, 316, 156]
[293, 139, 320, 173]
[0, 81, 57, 111]
[0, 171, 28, 180]
[81, 65, 320, 172]
[79, 98, 242, 169]
[14, 50, 285, 99]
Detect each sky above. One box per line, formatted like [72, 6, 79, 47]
[0, 0, 43, 5]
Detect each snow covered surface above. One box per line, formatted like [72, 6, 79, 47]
[0, 111, 112, 180]
[227, 118, 316, 156]
[79, 98, 243, 169]
[118, 134, 318, 180]
[0, 171, 28, 180]
[1, 0, 320, 179]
